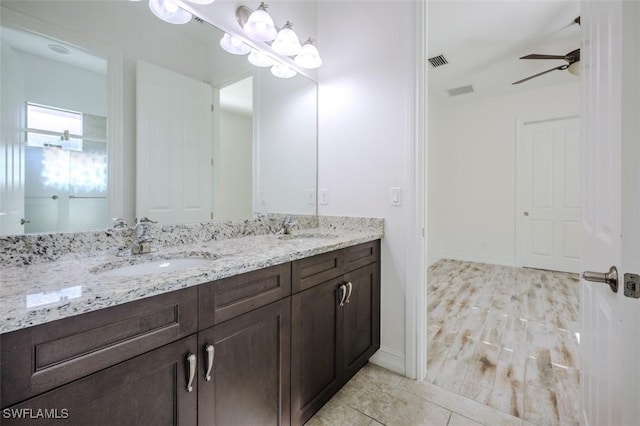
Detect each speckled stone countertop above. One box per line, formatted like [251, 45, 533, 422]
[0, 216, 383, 334]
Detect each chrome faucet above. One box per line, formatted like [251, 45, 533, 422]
[275, 215, 297, 235]
[112, 218, 128, 229]
[126, 217, 157, 255]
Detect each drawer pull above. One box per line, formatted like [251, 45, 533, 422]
[338, 284, 347, 306]
[345, 282, 353, 304]
[186, 353, 196, 392]
[205, 344, 215, 381]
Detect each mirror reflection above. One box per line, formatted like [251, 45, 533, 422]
[0, 0, 317, 235]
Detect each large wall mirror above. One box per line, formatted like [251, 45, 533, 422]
[0, 0, 317, 236]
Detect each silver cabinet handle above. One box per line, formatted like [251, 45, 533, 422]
[186, 353, 196, 392]
[583, 265, 619, 293]
[338, 284, 347, 306]
[345, 282, 353, 304]
[205, 344, 215, 381]
[20, 218, 30, 225]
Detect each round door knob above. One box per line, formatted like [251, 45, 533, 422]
[523, 211, 529, 216]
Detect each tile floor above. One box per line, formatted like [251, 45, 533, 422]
[307, 259, 581, 426]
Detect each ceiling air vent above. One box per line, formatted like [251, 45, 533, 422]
[447, 85, 474, 97]
[428, 54, 448, 68]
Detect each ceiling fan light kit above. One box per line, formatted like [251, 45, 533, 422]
[512, 16, 581, 85]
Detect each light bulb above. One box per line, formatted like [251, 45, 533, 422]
[271, 63, 297, 78]
[294, 38, 322, 69]
[148, 0, 192, 25]
[243, 3, 277, 42]
[271, 22, 301, 56]
[164, 0, 178, 13]
[220, 33, 251, 55]
[248, 49, 276, 67]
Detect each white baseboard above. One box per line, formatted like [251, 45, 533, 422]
[438, 253, 516, 267]
[369, 346, 405, 376]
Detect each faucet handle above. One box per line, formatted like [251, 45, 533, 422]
[137, 217, 157, 224]
[112, 218, 128, 229]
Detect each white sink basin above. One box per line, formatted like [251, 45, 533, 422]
[276, 232, 338, 241]
[98, 258, 214, 277]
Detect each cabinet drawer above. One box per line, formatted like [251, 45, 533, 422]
[344, 240, 380, 272]
[1, 287, 197, 408]
[292, 250, 345, 293]
[199, 263, 291, 329]
[2, 335, 198, 426]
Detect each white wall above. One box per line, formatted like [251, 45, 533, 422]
[215, 110, 253, 220]
[317, 0, 418, 374]
[428, 82, 581, 266]
[254, 68, 317, 215]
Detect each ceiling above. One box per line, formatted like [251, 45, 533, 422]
[428, 0, 581, 102]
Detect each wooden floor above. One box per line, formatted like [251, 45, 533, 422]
[426, 259, 580, 425]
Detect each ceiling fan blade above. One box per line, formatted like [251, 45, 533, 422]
[512, 64, 568, 85]
[520, 54, 567, 60]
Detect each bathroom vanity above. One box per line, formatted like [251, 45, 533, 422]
[0, 218, 382, 425]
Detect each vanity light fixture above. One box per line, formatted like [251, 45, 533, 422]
[218, 2, 323, 76]
[271, 62, 297, 79]
[294, 38, 322, 69]
[220, 33, 251, 55]
[248, 49, 277, 67]
[271, 21, 302, 56]
[242, 2, 277, 42]
[148, 0, 192, 24]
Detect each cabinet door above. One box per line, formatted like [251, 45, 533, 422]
[341, 263, 381, 381]
[291, 277, 345, 426]
[198, 298, 291, 426]
[2, 336, 198, 426]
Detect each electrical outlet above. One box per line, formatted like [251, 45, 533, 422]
[319, 189, 329, 205]
[260, 191, 268, 205]
[307, 189, 316, 205]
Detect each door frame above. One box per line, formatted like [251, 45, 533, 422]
[405, 0, 427, 381]
[515, 112, 581, 272]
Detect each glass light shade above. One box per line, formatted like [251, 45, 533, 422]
[248, 49, 276, 67]
[243, 4, 277, 42]
[271, 22, 301, 56]
[271, 63, 297, 79]
[220, 34, 251, 55]
[294, 40, 322, 69]
[149, 0, 192, 25]
[184, 0, 216, 4]
[568, 61, 580, 76]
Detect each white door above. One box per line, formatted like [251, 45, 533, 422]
[518, 115, 582, 273]
[0, 39, 25, 235]
[136, 60, 213, 225]
[580, 1, 640, 425]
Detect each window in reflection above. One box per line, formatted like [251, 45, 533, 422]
[24, 103, 108, 233]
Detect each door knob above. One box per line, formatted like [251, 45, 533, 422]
[582, 265, 618, 293]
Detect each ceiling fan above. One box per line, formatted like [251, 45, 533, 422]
[512, 17, 581, 85]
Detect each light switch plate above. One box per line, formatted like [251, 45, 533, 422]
[390, 187, 402, 206]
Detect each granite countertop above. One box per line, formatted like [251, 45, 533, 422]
[0, 227, 382, 334]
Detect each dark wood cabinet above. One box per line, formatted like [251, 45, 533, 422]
[2, 336, 198, 426]
[198, 298, 291, 426]
[0, 240, 380, 426]
[291, 241, 381, 426]
[342, 263, 381, 380]
[291, 277, 345, 424]
[1, 287, 198, 408]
